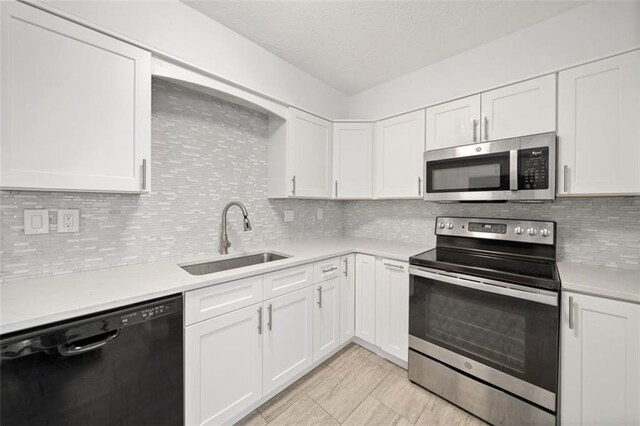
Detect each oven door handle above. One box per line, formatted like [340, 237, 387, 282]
[409, 267, 557, 306]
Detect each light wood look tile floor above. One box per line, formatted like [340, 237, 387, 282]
[236, 343, 488, 426]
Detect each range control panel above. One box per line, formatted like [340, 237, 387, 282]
[435, 217, 555, 245]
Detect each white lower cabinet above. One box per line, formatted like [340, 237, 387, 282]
[355, 254, 377, 344]
[262, 286, 314, 395]
[339, 254, 356, 344]
[313, 278, 340, 361]
[375, 259, 409, 362]
[185, 304, 263, 426]
[561, 292, 640, 425]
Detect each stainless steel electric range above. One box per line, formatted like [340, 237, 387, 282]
[408, 217, 560, 425]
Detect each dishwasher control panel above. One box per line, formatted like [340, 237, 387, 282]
[118, 300, 179, 326]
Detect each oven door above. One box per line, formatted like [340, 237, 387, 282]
[408, 266, 558, 411]
[424, 138, 519, 201]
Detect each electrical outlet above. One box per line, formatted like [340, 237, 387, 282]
[57, 209, 79, 233]
[283, 210, 294, 223]
[316, 208, 323, 220]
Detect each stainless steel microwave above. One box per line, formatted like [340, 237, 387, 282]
[424, 132, 556, 202]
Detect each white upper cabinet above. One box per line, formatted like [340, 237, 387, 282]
[0, 2, 151, 193]
[481, 74, 556, 142]
[333, 123, 373, 199]
[561, 292, 639, 425]
[426, 95, 481, 150]
[268, 108, 332, 198]
[374, 110, 426, 199]
[558, 50, 640, 196]
[375, 259, 409, 362]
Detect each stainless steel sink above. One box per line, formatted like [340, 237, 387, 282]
[180, 252, 290, 276]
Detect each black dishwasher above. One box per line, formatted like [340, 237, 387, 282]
[0, 294, 184, 426]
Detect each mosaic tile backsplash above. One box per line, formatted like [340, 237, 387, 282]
[0, 80, 342, 282]
[1, 79, 639, 282]
[343, 198, 640, 270]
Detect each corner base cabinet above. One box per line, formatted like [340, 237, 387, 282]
[1, 2, 151, 193]
[561, 292, 639, 425]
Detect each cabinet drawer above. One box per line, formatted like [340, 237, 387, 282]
[263, 264, 314, 299]
[185, 275, 263, 325]
[314, 257, 341, 283]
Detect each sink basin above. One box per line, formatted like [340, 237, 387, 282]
[180, 252, 290, 276]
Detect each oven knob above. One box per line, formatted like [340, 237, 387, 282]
[438, 222, 445, 229]
[447, 223, 454, 230]
[527, 228, 538, 236]
[514, 226, 524, 235]
[541, 229, 551, 237]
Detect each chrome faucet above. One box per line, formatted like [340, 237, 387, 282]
[220, 201, 252, 254]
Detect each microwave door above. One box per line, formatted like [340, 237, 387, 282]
[424, 149, 518, 201]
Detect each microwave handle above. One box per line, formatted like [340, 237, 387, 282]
[509, 150, 518, 191]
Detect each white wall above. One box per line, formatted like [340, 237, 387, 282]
[349, 1, 640, 119]
[32, 0, 349, 119]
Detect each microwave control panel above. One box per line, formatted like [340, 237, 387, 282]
[518, 147, 549, 190]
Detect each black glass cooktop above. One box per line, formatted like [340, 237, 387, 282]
[410, 247, 560, 291]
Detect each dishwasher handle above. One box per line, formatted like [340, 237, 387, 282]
[57, 329, 121, 356]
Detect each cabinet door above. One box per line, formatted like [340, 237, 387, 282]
[374, 110, 426, 199]
[339, 254, 356, 345]
[481, 74, 556, 142]
[426, 95, 481, 150]
[375, 259, 409, 362]
[185, 304, 263, 426]
[0, 2, 151, 193]
[333, 123, 373, 199]
[263, 287, 314, 395]
[558, 51, 640, 195]
[313, 278, 340, 361]
[288, 108, 333, 198]
[561, 292, 639, 425]
[355, 254, 376, 344]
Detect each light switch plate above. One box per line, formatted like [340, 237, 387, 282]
[283, 210, 294, 223]
[24, 210, 49, 235]
[57, 209, 79, 233]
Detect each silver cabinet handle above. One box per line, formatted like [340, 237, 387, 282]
[141, 159, 147, 190]
[568, 296, 574, 330]
[317, 286, 322, 308]
[563, 165, 569, 193]
[335, 180, 338, 198]
[343, 258, 348, 277]
[472, 119, 478, 143]
[418, 177, 422, 196]
[385, 263, 405, 271]
[291, 176, 296, 196]
[267, 304, 273, 331]
[257, 306, 263, 335]
[322, 266, 337, 273]
[484, 117, 489, 141]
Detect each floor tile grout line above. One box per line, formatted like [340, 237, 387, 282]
[371, 393, 417, 425]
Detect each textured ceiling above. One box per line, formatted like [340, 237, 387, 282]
[184, 1, 584, 95]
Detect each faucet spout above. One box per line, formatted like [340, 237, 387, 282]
[220, 201, 252, 255]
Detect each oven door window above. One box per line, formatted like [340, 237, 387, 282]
[426, 152, 510, 193]
[409, 275, 558, 393]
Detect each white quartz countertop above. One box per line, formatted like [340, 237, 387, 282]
[0, 237, 428, 334]
[558, 262, 640, 304]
